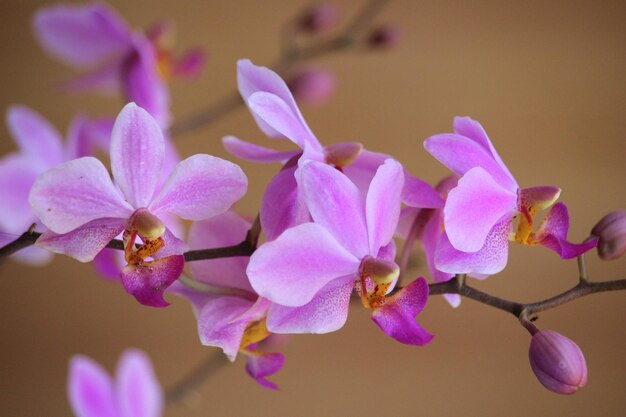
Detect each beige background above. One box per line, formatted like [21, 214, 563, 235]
[1, 1, 625, 416]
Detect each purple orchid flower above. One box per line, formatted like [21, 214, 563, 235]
[68, 349, 162, 417]
[29, 103, 247, 307]
[170, 211, 285, 389]
[33, 2, 205, 128]
[424, 117, 597, 275]
[0, 105, 111, 265]
[224, 59, 440, 240]
[247, 159, 433, 346]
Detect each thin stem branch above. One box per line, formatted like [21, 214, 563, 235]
[165, 351, 227, 405]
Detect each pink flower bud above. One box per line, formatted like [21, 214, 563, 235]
[288, 67, 336, 106]
[367, 24, 402, 49]
[529, 330, 588, 394]
[298, 3, 339, 33]
[591, 210, 626, 260]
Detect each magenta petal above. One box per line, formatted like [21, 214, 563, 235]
[267, 277, 354, 334]
[371, 277, 433, 346]
[535, 202, 598, 258]
[197, 296, 256, 360]
[245, 352, 285, 391]
[435, 219, 511, 275]
[260, 167, 309, 242]
[222, 136, 300, 163]
[298, 161, 369, 257]
[172, 48, 206, 78]
[0, 154, 40, 234]
[402, 173, 444, 209]
[247, 223, 359, 307]
[33, 2, 131, 68]
[153, 228, 187, 258]
[93, 249, 124, 281]
[29, 157, 133, 234]
[110, 102, 164, 208]
[116, 350, 162, 417]
[444, 167, 517, 252]
[36, 218, 125, 262]
[150, 154, 247, 221]
[424, 133, 518, 191]
[366, 159, 404, 254]
[6, 105, 64, 166]
[120, 255, 185, 307]
[67, 355, 117, 417]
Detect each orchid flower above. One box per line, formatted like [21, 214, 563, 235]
[248, 159, 433, 346]
[171, 211, 285, 390]
[424, 117, 597, 275]
[224, 59, 440, 240]
[34, 2, 205, 128]
[29, 103, 248, 307]
[68, 350, 162, 417]
[0, 105, 110, 265]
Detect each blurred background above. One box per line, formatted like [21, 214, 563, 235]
[1, 0, 625, 416]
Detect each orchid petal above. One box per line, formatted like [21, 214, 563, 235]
[33, 2, 131, 68]
[172, 48, 206, 78]
[6, 105, 64, 166]
[120, 255, 184, 307]
[116, 350, 162, 417]
[222, 135, 300, 163]
[29, 157, 133, 234]
[245, 352, 285, 391]
[150, 154, 247, 220]
[93, 249, 124, 281]
[402, 173, 444, 209]
[267, 277, 354, 334]
[342, 149, 388, 194]
[366, 159, 404, 254]
[424, 133, 518, 191]
[36, 218, 125, 262]
[0, 154, 40, 234]
[247, 223, 359, 307]
[371, 277, 433, 346]
[110, 103, 164, 208]
[65, 62, 122, 94]
[298, 161, 369, 257]
[534, 202, 598, 258]
[11, 244, 54, 266]
[68, 355, 117, 417]
[248, 92, 318, 150]
[444, 167, 517, 252]
[519, 186, 561, 212]
[435, 219, 511, 275]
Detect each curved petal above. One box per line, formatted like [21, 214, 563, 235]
[93, 248, 124, 281]
[244, 352, 285, 391]
[6, 105, 64, 166]
[36, 218, 125, 262]
[65, 62, 122, 94]
[0, 154, 40, 234]
[444, 167, 517, 252]
[435, 219, 511, 275]
[402, 173, 444, 209]
[424, 133, 518, 191]
[110, 102, 164, 208]
[298, 161, 369, 258]
[116, 350, 163, 417]
[65, 115, 115, 160]
[371, 277, 433, 346]
[366, 159, 404, 254]
[150, 154, 247, 221]
[267, 276, 354, 334]
[33, 2, 131, 68]
[248, 92, 319, 150]
[342, 149, 388, 195]
[29, 157, 133, 234]
[120, 255, 184, 307]
[67, 355, 117, 417]
[11, 244, 54, 266]
[247, 223, 359, 307]
[222, 136, 300, 163]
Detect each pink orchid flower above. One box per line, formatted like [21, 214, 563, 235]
[424, 117, 597, 275]
[29, 103, 247, 307]
[171, 211, 285, 390]
[68, 350, 162, 417]
[248, 159, 433, 346]
[34, 2, 205, 128]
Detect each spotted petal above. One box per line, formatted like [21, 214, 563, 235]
[120, 255, 185, 307]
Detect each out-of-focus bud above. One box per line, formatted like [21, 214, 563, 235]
[298, 3, 340, 33]
[172, 48, 207, 79]
[367, 24, 402, 49]
[146, 19, 176, 50]
[590, 210, 626, 260]
[529, 330, 588, 395]
[287, 67, 336, 106]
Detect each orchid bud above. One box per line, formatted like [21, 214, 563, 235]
[298, 3, 339, 33]
[367, 24, 402, 49]
[590, 210, 626, 260]
[529, 330, 588, 394]
[288, 67, 336, 106]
